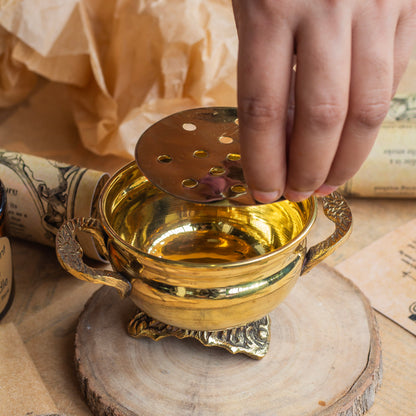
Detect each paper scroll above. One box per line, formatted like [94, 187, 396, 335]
[0, 150, 109, 260]
[339, 94, 416, 198]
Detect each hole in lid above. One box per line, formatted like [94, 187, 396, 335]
[157, 154, 173, 163]
[219, 136, 233, 144]
[182, 123, 197, 131]
[226, 153, 241, 161]
[209, 166, 226, 176]
[182, 178, 198, 188]
[230, 184, 247, 195]
[193, 150, 208, 158]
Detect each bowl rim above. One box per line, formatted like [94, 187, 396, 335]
[98, 161, 318, 268]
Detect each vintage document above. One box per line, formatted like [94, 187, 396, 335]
[339, 94, 416, 198]
[336, 218, 416, 335]
[0, 150, 109, 260]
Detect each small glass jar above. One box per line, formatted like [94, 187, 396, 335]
[0, 180, 14, 320]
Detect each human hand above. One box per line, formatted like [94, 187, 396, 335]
[232, 0, 416, 202]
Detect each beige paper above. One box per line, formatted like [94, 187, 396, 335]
[0, 26, 38, 108]
[0, 80, 130, 175]
[0, 0, 237, 158]
[336, 219, 416, 336]
[0, 150, 109, 260]
[0, 323, 59, 416]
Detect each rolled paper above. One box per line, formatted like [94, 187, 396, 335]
[0, 181, 13, 320]
[338, 94, 416, 198]
[0, 150, 109, 260]
[0, 236, 13, 321]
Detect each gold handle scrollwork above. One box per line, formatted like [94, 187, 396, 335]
[55, 217, 131, 297]
[301, 191, 352, 275]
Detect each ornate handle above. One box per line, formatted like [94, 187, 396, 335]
[301, 192, 352, 275]
[55, 217, 132, 297]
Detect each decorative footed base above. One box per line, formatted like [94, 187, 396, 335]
[127, 310, 271, 359]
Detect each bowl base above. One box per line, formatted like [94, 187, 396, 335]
[127, 309, 270, 359]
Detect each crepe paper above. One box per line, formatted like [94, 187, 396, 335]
[0, 0, 237, 158]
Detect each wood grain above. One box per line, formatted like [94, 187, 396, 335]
[75, 263, 381, 416]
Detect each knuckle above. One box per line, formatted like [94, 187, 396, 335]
[303, 100, 347, 129]
[239, 97, 284, 130]
[352, 96, 390, 128]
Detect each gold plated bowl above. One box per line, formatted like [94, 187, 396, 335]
[56, 162, 352, 331]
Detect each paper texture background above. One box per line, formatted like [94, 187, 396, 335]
[0, 323, 59, 416]
[0, 0, 237, 158]
[336, 218, 416, 336]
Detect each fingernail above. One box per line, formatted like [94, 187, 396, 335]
[252, 190, 281, 204]
[314, 184, 338, 197]
[284, 189, 313, 202]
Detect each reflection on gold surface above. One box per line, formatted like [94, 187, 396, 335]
[105, 169, 310, 265]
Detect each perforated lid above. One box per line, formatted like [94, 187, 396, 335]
[135, 107, 259, 205]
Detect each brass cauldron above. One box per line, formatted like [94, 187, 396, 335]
[56, 161, 351, 351]
[56, 107, 352, 358]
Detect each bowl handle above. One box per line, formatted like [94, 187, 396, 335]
[301, 191, 352, 275]
[55, 217, 132, 297]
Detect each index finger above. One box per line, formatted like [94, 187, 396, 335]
[233, 2, 294, 203]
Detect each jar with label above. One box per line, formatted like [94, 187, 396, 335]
[0, 180, 14, 320]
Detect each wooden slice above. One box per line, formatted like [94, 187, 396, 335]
[75, 264, 381, 416]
